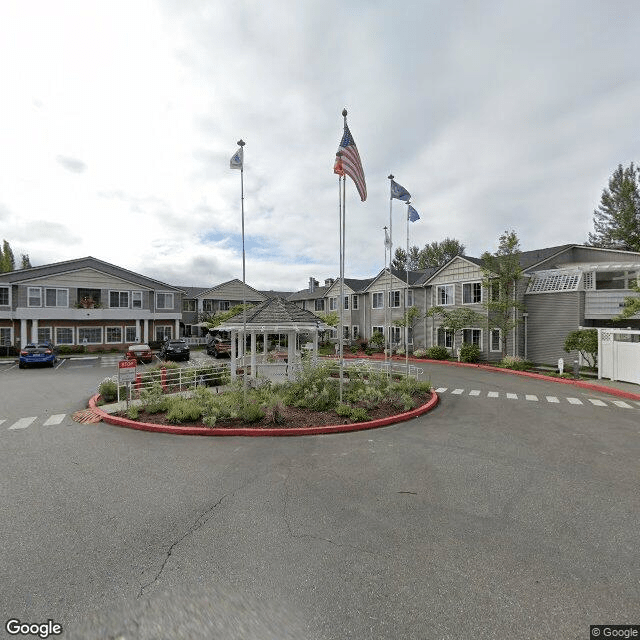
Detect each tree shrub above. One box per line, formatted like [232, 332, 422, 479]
[425, 346, 450, 360]
[459, 342, 481, 363]
[564, 329, 598, 368]
[412, 348, 426, 358]
[500, 355, 532, 370]
[369, 332, 384, 350]
[165, 397, 203, 423]
[98, 379, 117, 402]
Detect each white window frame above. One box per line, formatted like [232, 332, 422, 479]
[125, 326, 138, 343]
[390, 326, 401, 343]
[155, 325, 173, 341]
[27, 287, 42, 307]
[314, 299, 325, 312]
[389, 290, 401, 308]
[219, 300, 230, 311]
[372, 325, 384, 336]
[438, 327, 453, 349]
[156, 292, 174, 310]
[352, 295, 359, 310]
[131, 291, 143, 309]
[352, 325, 359, 339]
[37, 327, 52, 343]
[0, 286, 11, 307]
[407, 326, 414, 345]
[462, 281, 482, 304]
[44, 288, 68, 308]
[436, 284, 454, 306]
[462, 328, 482, 348]
[372, 292, 384, 309]
[343, 325, 350, 339]
[329, 297, 337, 311]
[202, 299, 215, 312]
[78, 327, 103, 345]
[109, 290, 129, 308]
[55, 327, 74, 345]
[406, 289, 414, 307]
[0, 326, 13, 346]
[343, 295, 349, 310]
[106, 326, 123, 344]
[490, 328, 502, 352]
[182, 299, 196, 312]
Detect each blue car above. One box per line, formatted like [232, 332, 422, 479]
[19, 342, 58, 369]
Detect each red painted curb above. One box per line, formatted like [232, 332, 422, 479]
[88, 392, 439, 437]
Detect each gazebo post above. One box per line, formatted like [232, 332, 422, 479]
[287, 330, 295, 379]
[250, 331, 257, 378]
[230, 330, 237, 380]
[263, 332, 268, 357]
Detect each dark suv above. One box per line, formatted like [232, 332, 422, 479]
[206, 336, 231, 359]
[159, 339, 190, 362]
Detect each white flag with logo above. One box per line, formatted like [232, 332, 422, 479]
[230, 147, 243, 170]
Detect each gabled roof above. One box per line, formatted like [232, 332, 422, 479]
[0, 256, 183, 291]
[363, 268, 427, 292]
[195, 278, 266, 300]
[287, 285, 330, 301]
[260, 290, 294, 299]
[519, 244, 576, 271]
[178, 286, 209, 299]
[217, 297, 329, 331]
[420, 255, 485, 285]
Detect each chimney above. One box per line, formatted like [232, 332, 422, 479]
[309, 277, 319, 292]
[324, 278, 335, 287]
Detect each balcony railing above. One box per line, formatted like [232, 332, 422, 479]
[584, 290, 635, 319]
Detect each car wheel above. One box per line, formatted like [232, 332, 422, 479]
[19, 362, 24, 369]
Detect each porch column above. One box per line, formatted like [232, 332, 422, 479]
[31, 319, 38, 343]
[20, 319, 28, 347]
[263, 332, 268, 355]
[250, 331, 257, 378]
[287, 330, 295, 362]
[175, 318, 180, 339]
[230, 330, 237, 380]
[143, 319, 149, 343]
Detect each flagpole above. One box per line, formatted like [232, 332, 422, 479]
[386, 174, 394, 374]
[405, 201, 410, 377]
[237, 139, 247, 401]
[336, 150, 344, 402]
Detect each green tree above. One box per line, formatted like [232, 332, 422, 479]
[427, 306, 484, 352]
[480, 230, 524, 356]
[393, 306, 422, 349]
[391, 246, 421, 271]
[20, 254, 32, 269]
[564, 329, 598, 369]
[205, 304, 254, 328]
[316, 311, 339, 327]
[587, 163, 640, 251]
[418, 238, 466, 269]
[616, 283, 640, 320]
[1, 240, 15, 272]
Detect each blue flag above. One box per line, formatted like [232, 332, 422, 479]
[390, 179, 410, 202]
[408, 205, 420, 222]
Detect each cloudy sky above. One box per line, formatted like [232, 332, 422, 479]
[1, 1, 639, 292]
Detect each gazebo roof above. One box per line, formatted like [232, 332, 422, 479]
[217, 297, 330, 332]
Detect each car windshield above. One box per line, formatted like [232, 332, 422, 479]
[36, 343, 51, 348]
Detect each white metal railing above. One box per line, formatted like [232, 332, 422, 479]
[346, 358, 424, 380]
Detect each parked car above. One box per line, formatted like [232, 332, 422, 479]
[206, 336, 231, 359]
[159, 339, 190, 362]
[19, 342, 58, 368]
[125, 343, 154, 364]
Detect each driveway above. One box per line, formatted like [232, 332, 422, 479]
[0, 362, 638, 639]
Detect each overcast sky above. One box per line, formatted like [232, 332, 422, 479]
[1, 0, 639, 292]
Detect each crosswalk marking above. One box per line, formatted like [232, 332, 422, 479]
[589, 399, 607, 406]
[546, 396, 559, 403]
[526, 395, 538, 401]
[469, 390, 480, 396]
[612, 400, 632, 409]
[487, 391, 499, 398]
[9, 417, 37, 430]
[451, 389, 464, 395]
[435, 387, 447, 393]
[43, 414, 65, 426]
[567, 397, 583, 405]
[506, 393, 518, 400]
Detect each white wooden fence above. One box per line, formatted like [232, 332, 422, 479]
[598, 328, 640, 385]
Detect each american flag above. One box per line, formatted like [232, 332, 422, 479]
[335, 123, 366, 201]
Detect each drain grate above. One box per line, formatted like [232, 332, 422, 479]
[72, 409, 102, 424]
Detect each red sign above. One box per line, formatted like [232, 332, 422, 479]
[118, 359, 137, 369]
[118, 358, 137, 383]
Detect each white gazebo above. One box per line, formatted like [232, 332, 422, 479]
[216, 297, 330, 382]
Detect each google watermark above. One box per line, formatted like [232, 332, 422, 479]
[591, 626, 639, 639]
[5, 619, 62, 639]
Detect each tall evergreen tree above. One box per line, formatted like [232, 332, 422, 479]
[1, 240, 15, 272]
[587, 163, 640, 252]
[481, 230, 524, 357]
[391, 238, 465, 271]
[20, 254, 32, 269]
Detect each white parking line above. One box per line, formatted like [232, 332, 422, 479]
[546, 396, 559, 403]
[525, 394, 538, 401]
[55, 359, 66, 369]
[0, 419, 5, 426]
[588, 399, 607, 407]
[612, 400, 632, 409]
[435, 387, 447, 393]
[9, 417, 37, 430]
[506, 393, 518, 400]
[487, 391, 499, 398]
[451, 389, 464, 395]
[43, 414, 65, 426]
[469, 390, 480, 396]
[567, 397, 583, 405]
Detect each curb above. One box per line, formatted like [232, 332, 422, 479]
[88, 392, 440, 437]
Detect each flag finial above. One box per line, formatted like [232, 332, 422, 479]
[237, 139, 245, 147]
[342, 108, 347, 117]
[388, 174, 394, 180]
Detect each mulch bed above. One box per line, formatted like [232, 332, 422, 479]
[115, 392, 432, 430]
